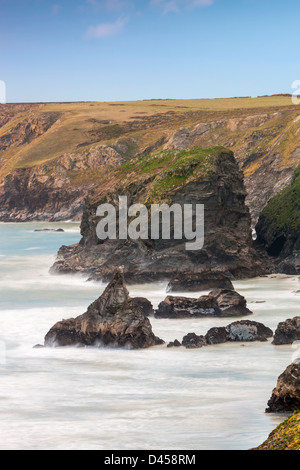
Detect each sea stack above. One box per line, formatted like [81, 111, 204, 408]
[44, 268, 164, 349]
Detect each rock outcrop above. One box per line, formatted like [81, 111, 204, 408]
[256, 165, 300, 274]
[266, 362, 300, 413]
[166, 271, 234, 292]
[154, 289, 252, 319]
[50, 147, 265, 283]
[272, 316, 300, 345]
[44, 268, 164, 349]
[167, 320, 273, 349]
[206, 320, 273, 344]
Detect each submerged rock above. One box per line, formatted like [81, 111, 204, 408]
[44, 268, 164, 349]
[181, 333, 207, 349]
[166, 271, 234, 293]
[266, 362, 300, 413]
[272, 316, 300, 345]
[155, 288, 252, 319]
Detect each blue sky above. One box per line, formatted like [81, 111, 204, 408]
[0, 0, 300, 102]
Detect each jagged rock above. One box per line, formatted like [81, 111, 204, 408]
[44, 268, 164, 349]
[166, 271, 234, 292]
[181, 333, 207, 349]
[272, 316, 300, 345]
[209, 289, 252, 317]
[155, 288, 252, 319]
[131, 297, 154, 316]
[266, 362, 300, 413]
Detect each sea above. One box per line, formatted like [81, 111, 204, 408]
[0, 222, 298, 450]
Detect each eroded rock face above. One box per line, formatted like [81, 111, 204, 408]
[266, 362, 300, 413]
[154, 289, 252, 319]
[272, 317, 300, 345]
[44, 268, 164, 349]
[0, 145, 125, 222]
[166, 271, 234, 293]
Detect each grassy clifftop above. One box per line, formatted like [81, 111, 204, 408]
[88, 146, 233, 208]
[254, 412, 300, 450]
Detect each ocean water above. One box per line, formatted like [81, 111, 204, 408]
[0, 222, 299, 450]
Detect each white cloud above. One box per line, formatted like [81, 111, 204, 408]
[150, 0, 214, 13]
[86, 17, 128, 38]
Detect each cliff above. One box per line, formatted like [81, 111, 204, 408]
[50, 147, 265, 283]
[0, 98, 300, 225]
[256, 165, 300, 274]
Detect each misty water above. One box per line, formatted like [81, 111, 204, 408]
[0, 222, 299, 450]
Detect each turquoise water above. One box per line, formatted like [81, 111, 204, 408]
[0, 222, 299, 450]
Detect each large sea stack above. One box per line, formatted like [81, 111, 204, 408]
[44, 268, 164, 349]
[50, 147, 264, 283]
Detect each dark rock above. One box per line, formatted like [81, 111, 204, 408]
[266, 362, 300, 413]
[34, 228, 65, 232]
[155, 294, 220, 319]
[205, 320, 273, 345]
[272, 316, 300, 345]
[167, 339, 181, 348]
[155, 288, 252, 319]
[182, 333, 207, 349]
[131, 297, 154, 316]
[166, 271, 234, 293]
[255, 165, 300, 275]
[208, 289, 252, 317]
[205, 327, 229, 345]
[226, 320, 273, 342]
[44, 268, 164, 349]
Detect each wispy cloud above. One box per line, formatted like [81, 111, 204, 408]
[86, 17, 128, 38]
[86, 0, 134, 12]
[150, 0, 214, 14]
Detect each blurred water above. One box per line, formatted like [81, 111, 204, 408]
[0, 222, 299, 450]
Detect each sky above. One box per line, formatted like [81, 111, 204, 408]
[0, 0, 300, 102]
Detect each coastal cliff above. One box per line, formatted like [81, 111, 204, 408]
[256, 165, 300, 274]
[0, 99, 300, 226]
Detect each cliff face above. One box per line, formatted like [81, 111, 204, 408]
[0, 145, 125, 221]
[256, 165, 300, 274]
[50, 147, 265, 283]
[0, 99, 299, 225]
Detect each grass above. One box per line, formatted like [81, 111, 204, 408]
[0, 95, 299, 181]
[254, 411, 300, 450]
[261, 164, 300, 231]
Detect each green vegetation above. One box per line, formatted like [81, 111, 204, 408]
[254, 412, 300, 450]
[90, 146, 230, 206]
[261, 164, 300, 231]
